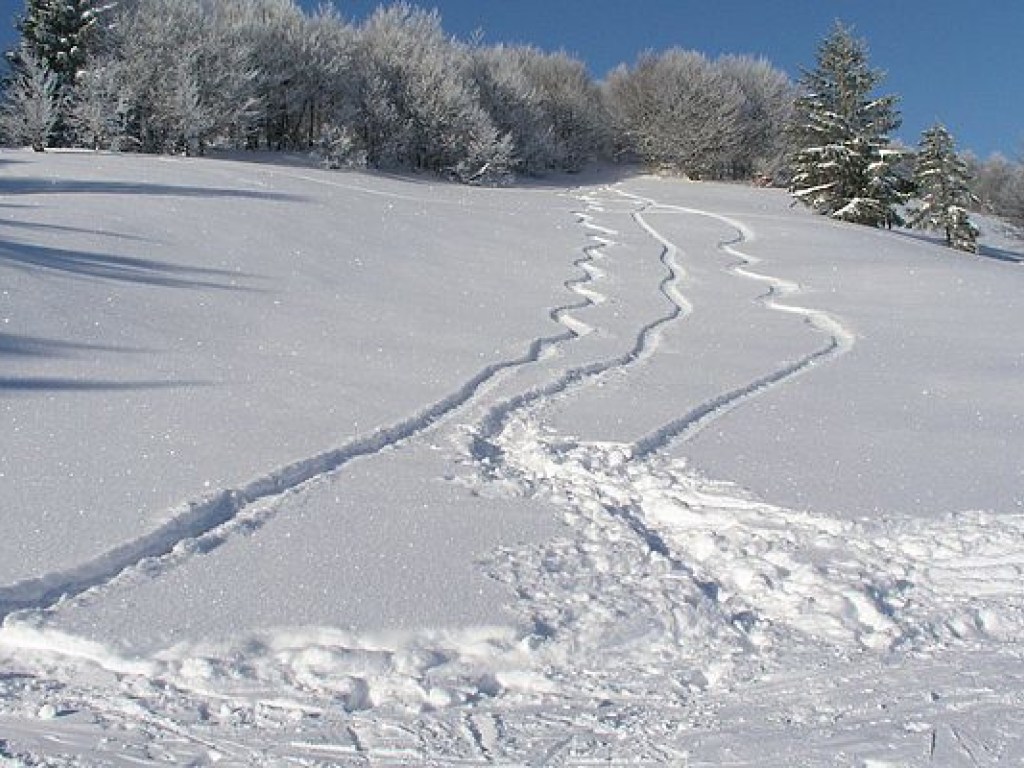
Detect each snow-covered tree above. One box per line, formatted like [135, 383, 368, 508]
[605, 49, 745, 178]
[14, 0, 106, 144]
[67, 55, 128, 149]
[18, 0, 102, 89]
[910, 124, 979, 252]
[0, 45, 59, 150]
[604, 50, 791, 180]
[515, 49, 609, 172]
[350, 3, 513, 181]
[788, 23, 907, 226]
[965, 152, 1024, 225]
[108, 0, 259, 154]
[716, 55, 794, 181]
[470, 45, 607, 175]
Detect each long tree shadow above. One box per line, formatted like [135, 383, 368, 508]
[0, 332, 149, 359]
[0, 177, 307, 201]
[0, 238, 259, 289]
[895, 228, 1024, 264]
[0, 377, 209, 393]
[0, 217, 155, 242]
[978, 243, 1024, 264]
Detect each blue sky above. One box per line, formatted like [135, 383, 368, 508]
[2, 1, 1020, 157]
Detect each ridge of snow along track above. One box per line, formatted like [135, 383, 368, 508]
[549, 207, 612, 338]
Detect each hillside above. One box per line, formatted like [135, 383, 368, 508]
[1, 150, 1022, 765]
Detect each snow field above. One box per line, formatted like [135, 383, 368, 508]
[1, 153, 1023, 764]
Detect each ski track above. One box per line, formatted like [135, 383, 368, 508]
[615, 189, 856, 457]
[467, 190, 693, 460]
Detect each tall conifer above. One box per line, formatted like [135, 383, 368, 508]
[788, 23, 906, 227]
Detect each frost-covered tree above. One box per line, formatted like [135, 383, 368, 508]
[788, 23, 906, 226]
[108, 0, 259, 154]
[910, 124, 979, 252]
[605, 49, 745, 178]
[965, 152, 1024, 225]
[67, 55, 128, 149]
[350, 3, 512, 181]
[516, 49, 609, 172]
[604, 50, 790, 180]
[0, 45, 59, 150]
[470, 45, 607, 175]
[717, 55, 794, 180]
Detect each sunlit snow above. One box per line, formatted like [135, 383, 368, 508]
[1, 150, 1022, 765]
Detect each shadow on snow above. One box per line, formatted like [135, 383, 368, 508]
[0, 239, 259, 290]
[0, 332, 149, 359]
[0, 176, 306, 202]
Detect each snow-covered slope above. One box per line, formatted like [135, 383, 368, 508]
[1, 150, 1022, 765]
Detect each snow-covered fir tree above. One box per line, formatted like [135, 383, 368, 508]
[911, 124, 979, 253]
[18, 0, 101, 87]
[13, 0, 106, 145]
[788, 23, 907, 227]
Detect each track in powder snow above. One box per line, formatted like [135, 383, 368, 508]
[2, 175, 1023, 766]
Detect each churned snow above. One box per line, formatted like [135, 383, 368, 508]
[1, 149, 1022, 765]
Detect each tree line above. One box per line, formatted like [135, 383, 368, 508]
[2, 1, 1021, 252]
[0, 0, 791, 184]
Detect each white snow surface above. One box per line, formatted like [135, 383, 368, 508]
[1, 150, 1023, 765]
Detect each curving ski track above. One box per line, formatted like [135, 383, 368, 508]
[471, 184, 854, 469]
[617, 189, 856, 458]
[469, 190, 694, 458]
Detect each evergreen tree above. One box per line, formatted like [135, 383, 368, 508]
[18, 0, 100, 90]
[911, 124, 979, 253]
[788, 23, 906, 227]
[13, 0, 105, 145]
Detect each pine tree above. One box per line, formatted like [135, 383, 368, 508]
[788, 23, 906, 227]
[18, 0, 100, 89]
[13, 0, 104, 145]
[911, 124, 979, 253]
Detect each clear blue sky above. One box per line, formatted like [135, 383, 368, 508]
[2, 0, 1020, 157]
